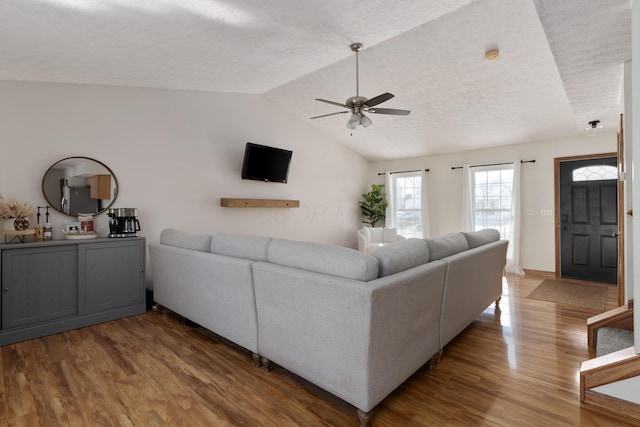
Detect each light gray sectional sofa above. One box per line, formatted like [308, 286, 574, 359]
[148, 228, 508, 427]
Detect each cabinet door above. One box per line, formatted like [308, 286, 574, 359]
[2, 246, 78, 330]
[81, 239, 145, 314]
[89, 174, 111, 199]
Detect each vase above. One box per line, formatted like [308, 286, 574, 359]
[14, 217, 29, 231]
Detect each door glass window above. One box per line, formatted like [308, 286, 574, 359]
[572, 165, 617, 182]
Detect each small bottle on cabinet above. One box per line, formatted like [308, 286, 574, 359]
[34, 206, 44, 241]
[43, 206, 53, 240]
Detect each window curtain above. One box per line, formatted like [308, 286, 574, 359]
[460, 165, 474, 232]
[505, 161, 525, 275]
[385, 172, 395, 228]
[421, 169, 431, 238]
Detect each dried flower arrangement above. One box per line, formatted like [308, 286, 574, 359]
[0, 194, 34, 220]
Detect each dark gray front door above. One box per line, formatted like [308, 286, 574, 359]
[559, 157, 618, 284]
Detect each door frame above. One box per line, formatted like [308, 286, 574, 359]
[616, 113, 625, 305]
[554, 152, 619, 284]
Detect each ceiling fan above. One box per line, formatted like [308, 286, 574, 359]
[310, 42, 410, 129]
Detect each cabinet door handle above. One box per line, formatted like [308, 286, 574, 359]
[3, 288, 9, 292]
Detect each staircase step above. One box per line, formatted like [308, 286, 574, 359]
[596, 327, 634, 357]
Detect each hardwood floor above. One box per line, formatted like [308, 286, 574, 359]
[1, 273, 638, 426]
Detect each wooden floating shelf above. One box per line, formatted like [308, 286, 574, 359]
[220, 198, 300, 208]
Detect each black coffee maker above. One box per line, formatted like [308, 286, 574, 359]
[107, 208, 141, 238]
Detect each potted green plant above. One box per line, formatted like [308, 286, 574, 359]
[360, 184, 388, 227]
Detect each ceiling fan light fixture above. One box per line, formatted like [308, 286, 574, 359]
[347, 113, 360, 129]
[585, 120, 604, 136]
[360, 114, 373, 128]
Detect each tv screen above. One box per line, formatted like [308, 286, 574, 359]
[241, 143, 293, 183]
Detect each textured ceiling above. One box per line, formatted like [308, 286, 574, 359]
[0, 0, 631, 161]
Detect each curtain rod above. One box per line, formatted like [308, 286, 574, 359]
[377, 168, 429, 176]
[451, 159, 535, 170]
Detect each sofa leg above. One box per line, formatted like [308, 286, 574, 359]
[261, 357, 271, 372]
[428, 350, 443, 369]
[357, 409, 371, 427]
[252, 353, 261, 367]
[495, 296, 502, 306]
[184, 319, 199, 328]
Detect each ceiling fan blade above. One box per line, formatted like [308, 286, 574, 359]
[363, 92, 394, 108]
[367, 108, 411, 116]
[310, 111, 349, 119]
[315, 98, 348, 108]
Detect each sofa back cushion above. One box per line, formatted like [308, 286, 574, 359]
[383, 227, 398, 243]
[462, 228, 501, 249]
[425, 232, 470, 261]
[160, 228, 212, 252]
[267, 238, 378, 281]
[210, 233, 271, 261]
[372, 238, 430, 277]
[368, 227, 383, 243]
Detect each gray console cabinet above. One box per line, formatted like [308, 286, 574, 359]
[0, 237, 146, 345]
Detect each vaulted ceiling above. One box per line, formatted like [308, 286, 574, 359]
[0, 0, 631, 161]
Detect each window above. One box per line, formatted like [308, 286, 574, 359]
[572, 165, 617, 182]
[391, 172, 422, 238]
[472, 165, 514, 240]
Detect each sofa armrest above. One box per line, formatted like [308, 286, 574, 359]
[252, 259, 446, 412]
[149, 243, 259, 353]
[439, 239, 508, 346]
[357, 229, 368, 252]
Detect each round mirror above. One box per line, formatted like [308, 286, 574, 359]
[42, 157, 118, 216]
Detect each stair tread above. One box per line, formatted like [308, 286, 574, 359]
[596, 327, 634, 357]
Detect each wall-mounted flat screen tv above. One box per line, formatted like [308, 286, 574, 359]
[241, 142, 293, 183]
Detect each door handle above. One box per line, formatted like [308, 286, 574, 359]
[612, 232, 621, 238]
[562, 225, 568, 231]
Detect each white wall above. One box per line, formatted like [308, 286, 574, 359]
[0, 81, 370, 285]
[595, 1, 640, 402]
[633, 0, 639, 355]
[370, 134, 616, 273]
[624, 60, 634, 302]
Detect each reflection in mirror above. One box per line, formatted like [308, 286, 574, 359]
[42, 157, 118, 216]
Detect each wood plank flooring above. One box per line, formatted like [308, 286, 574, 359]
[1, 273, 638, 426]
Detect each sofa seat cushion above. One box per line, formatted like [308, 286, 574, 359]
[462, 229, 500, 249]
[425, 232, 469, 261]
[372, 238, 430, 277]
[160, 228, 212, 252]
[210, 233, 271, 261]
[268, 238, 378, 281]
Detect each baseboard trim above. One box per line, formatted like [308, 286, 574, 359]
[583, 389, 640, 421]
[523, 269, 556, 278]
